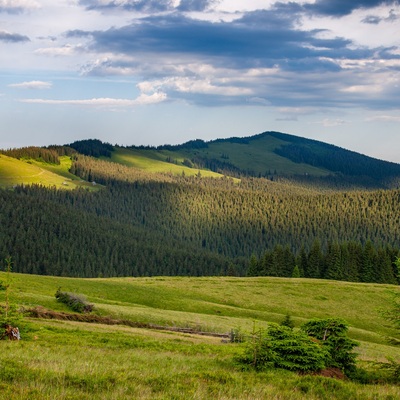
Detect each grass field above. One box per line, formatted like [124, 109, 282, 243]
[1, 273, 399, 399]
[110, 147, 225, 178]
[0, 155, 97, 190]
[111, 137, 331, 178]
[174, 135, 331, 177]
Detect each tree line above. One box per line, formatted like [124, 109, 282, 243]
[0, 146, 60, 165]
[248, 240, 399, 284]
[1, 150, 400, 283]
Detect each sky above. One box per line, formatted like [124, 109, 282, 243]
[1, 0, 399, 162]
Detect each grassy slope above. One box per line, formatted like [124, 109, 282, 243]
[1, 273, 399, 399]
[108, 137, 330, 180]
[173, 134, 331, 176]
[110, 147, 225, 178]
[8, 273, 399, 344]
[0, 155, 96, 190]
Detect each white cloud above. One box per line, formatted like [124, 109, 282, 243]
[20, 92, 167, 107]
[247, 97, 271, 106]
[34, 44, 84, 57]
[341, 84, 383, 94]
[138, 76, 253, 97]
[8, 80, 52, 89]
[0, 0, 40, 11]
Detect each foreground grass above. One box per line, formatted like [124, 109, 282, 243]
[1, 274, 399, 399]
[1, 319, 400, 400]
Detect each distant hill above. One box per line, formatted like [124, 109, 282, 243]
[125, 131, 400, 189]
[1, 131, 400, 282]
[4, 132, 399, 189]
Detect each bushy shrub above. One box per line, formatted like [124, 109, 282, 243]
[236, 318, 359, 376]
[301, 318, 359, 374]
[55, 288, 94, 313]
[236, 324, 327, 372]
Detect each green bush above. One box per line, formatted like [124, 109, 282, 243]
[236, 324, 327, 372]
[301, 318, 359, 373]
[236, 318, 359, 376]
[55, 288, 94, 313]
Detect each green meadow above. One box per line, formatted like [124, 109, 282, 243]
[110, 147, 224, 178]
[0, 155, 96, 190]
[1, 273, 400, 399]
[111, 135, 331, 178]
[178, 135, 331, 177]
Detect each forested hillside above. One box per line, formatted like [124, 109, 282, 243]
[1, 132, 400, 283]
[127, 131, 400, 188]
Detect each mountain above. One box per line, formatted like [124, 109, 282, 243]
[3, 132, 400, 190]
[1, 132, 400, 283]
[124, 131, 400, 189]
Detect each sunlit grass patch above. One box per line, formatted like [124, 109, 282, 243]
[0, 155, 97, 190]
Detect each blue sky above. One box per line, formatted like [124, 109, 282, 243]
[1, 0, 400, 162]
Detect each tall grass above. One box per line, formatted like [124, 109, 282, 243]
[1, 273, 399, 399]
[1, 319, 399, 399]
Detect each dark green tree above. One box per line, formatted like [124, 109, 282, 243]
[324, 241, 343, 280]
[301, 318, 359, 374]
[307, 239, 323, 279]
[236, 324, 327, 372]
[361, 240, 377, 283]
[291, 265, 301, 278]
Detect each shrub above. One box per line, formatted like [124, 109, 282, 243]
[236, 324, 327, 372]
[55, 288, 94, 313]
[236, 318, 359, 376]
[301, 318, 359, 373]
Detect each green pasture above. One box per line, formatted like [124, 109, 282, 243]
[0, 155, 96, 190]
[5, 274, 399, 344]
[110, 147, 224, 178]
[1, 273, 400, 399]
[176, 134, 331, 177]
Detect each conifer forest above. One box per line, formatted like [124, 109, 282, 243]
[1, 132, 400, 284]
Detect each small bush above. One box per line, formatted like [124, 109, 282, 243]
[236, 324, 327, 372]
[301, 318, 359, 374]
[55, 288, 94, 313]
